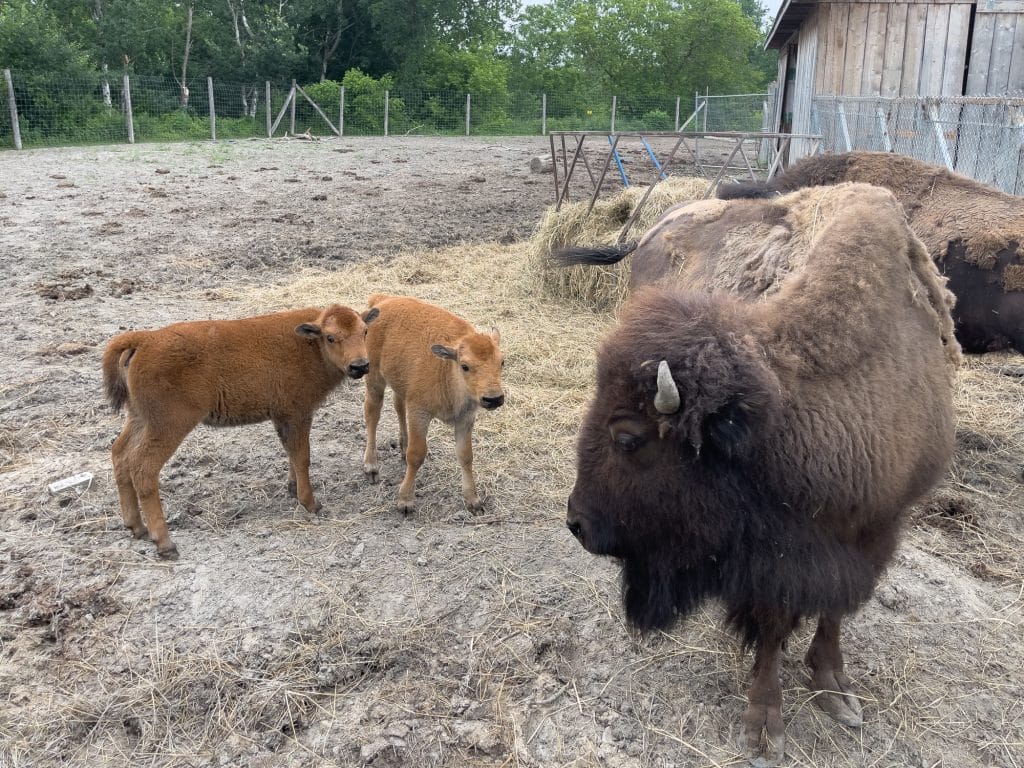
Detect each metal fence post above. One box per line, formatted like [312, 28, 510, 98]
[265, 81, 271, 137]
[465, 93, 471, 136]
[611, 95, 617, 132]
[123, 74, 135, 144]
[290, 79, 297, 135]
[384, 90, 389, 136]
[3, 69, 22, 150]
[208, 76, 216, 140]
[541, 92, 547, 135]
[674, 96, 680, 131]
[339, 85, 345, 137]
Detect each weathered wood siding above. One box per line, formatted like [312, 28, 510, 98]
[966, 1, 1024, 94]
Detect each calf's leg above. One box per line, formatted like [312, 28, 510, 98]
[393, 394, 408, 454]
[805, 615, 863, 727]
[397, 411, 431, 514]
[111, 415, 146, 539]
[738, 640, 785, 767]
[454, 417, 482, 512]
[363, 375, 386, 483]
[130, 420, 194, 560]
[277, 415, 320, 513]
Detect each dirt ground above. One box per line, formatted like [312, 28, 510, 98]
[1, 136, 1022, 768]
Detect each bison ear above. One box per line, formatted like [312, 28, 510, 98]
[431, 343, 458, 361]
[489, 326, 501, 344]
[295, 323, 322, 339]
[362, 307, 380, 324]
[702, 392, 771, 460]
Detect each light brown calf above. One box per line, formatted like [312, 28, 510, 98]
[102, 304, 379, 559]
[361, 294, 505, 513]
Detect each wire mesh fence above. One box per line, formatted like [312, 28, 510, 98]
[812, 95, 1024, 194]
[1, 69, 774, 149]
[694, 92, 776, 133]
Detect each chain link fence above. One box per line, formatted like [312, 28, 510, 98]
[812, 95, 1024, 194]
[694, 91, 777, 133]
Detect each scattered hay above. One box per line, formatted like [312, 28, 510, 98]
[526, 176, 709, 311]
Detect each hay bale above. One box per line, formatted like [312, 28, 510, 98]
[526, 176, 709, 310]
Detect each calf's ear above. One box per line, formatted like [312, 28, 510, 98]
[363, 307, 380, 324]
[431, 344, 458, 361]
[295, 323, 323, 339]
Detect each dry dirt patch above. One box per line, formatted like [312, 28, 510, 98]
[0, 138, 1022, 768]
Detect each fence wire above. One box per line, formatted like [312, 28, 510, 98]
[812, 95, 1024, 194]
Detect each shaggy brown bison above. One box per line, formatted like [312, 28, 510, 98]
[563, 184, 959, 765]
[717, 150, 1024, 354]
[103, 304, 378, 559]
[361, 294, 505, 514]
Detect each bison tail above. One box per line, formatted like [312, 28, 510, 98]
[102, 335, 138, 411]
[551, 242, 638, 267]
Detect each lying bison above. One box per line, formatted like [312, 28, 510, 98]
[717, 150, 1024, 354]
[103, 304, 378, 559]
[562, 184, 959, 765]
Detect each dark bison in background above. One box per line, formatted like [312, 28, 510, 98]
[717, 150, 1024, 354]
[563, 184, 959, 766]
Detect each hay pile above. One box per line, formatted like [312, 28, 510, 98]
[527, 176, 709, 311]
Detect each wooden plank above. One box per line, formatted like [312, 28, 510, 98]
[919, 4, 951, 96]
[880, 4, 909, 96]
[989, 14, 1018, 93]
[1008, 16, 1024, 92]
[900, 4, 928, 95]
[966, 14, 997, 94]
[792, 10, 819, 159]
[822, 2, 850, 94]
[842, 3, 871, 94]
[862, 4, 889, 95]
[813, 3, 832, 94]
[941, 4, 971, 95]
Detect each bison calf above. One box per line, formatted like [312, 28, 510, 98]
[102, 304, 379, 559]
[361, 294, 505, 513]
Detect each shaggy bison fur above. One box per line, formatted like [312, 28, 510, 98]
[564, 184, 959, 765]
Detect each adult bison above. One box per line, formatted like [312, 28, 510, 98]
[563, 184, 959, 765]
[717, 150, 1024, 354]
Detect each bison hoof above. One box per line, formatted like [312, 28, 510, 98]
[465, 497, 484, 513]
[397, 500, 416, 516]
[812, 684, 864, 728]
[287, 480, 297, 498]
[738, 704, 785, 768]
[364, 466, 380, 484]
[157, 544, 180, 561]
[303, 500, 324, 516]
[128, 524, 149, 540]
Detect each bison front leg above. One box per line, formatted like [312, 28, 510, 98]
[278, 416, 320, 514]
[362, 376, 386, 483]
[738, 640, 786, 767]
[396, 411, 431, 514]
[805, 615, 864, 727]
[454, 417, 482, 512]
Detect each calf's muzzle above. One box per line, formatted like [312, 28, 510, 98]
[481, 394, 505, 410]
[348, 358, 370, 378]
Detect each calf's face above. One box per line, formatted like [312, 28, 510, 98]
[296, 305, 379, 378]
[431, 329, 505, 410]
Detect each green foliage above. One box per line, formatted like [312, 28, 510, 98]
[0, 0, 94, 76]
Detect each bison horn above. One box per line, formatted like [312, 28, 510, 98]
[654, 359, 680, 414]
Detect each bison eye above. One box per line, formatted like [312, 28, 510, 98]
[614, 433, 642, 452]
[326, 334, 336, 344]
[461, 363, 470, 372]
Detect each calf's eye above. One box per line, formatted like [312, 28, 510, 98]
[461, 363, 470, 372]
[326, 334, 335, 344]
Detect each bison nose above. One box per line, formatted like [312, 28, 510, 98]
[348, 359, 370, 378]
[566, 519, 582, 540]
[481, 394, 505, 410]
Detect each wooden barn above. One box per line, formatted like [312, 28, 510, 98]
[765, 0, 1024, 162]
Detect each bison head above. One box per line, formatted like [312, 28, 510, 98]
[566, 288, 781, 630]
[296, 305, 379, 379]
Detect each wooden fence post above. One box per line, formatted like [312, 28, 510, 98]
[541, 92, 547, 136]
[290, 79, 297, 135]
[465, 93, 471, 136]
[674, 96, 680, 131]
[208, 76, 216, 140]
[265, 81, 271, 137]
[339, 85, 345, 137]
[384, 90, 389, 136]
[610, 95, 617, 133]
[123, 74, 135, 144]
[3, 69, 22, 150]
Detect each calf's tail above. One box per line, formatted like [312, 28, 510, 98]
[551, 242, 638, 267]
[102, 333, 140, 411]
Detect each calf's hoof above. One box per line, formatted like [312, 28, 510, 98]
[128, 524, 149, 540]
[364, 465, 380, 484]
[396, 499, 416, 516]
[738, 704, 785, 768]
[465, 496, 484, 513]
[302, 499, 324, 516]
[156, 544, 180, 561]
[287, 480, 297, 498]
